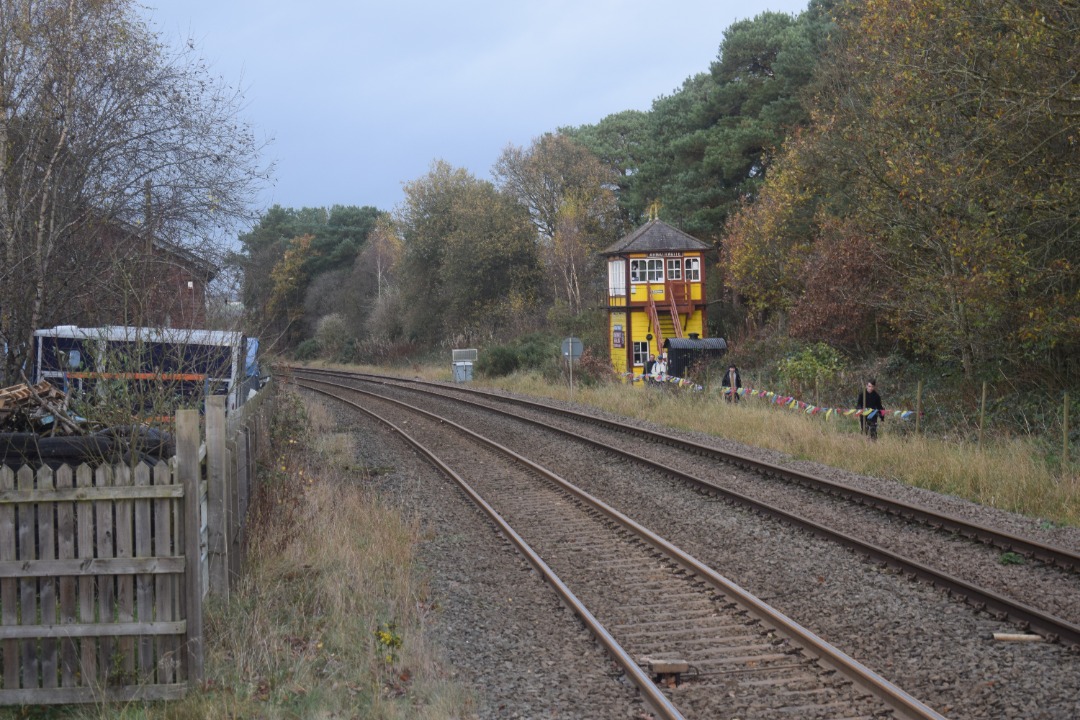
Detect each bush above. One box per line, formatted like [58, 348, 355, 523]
[777, 342, 846, 396]
[294, 339, 319, 361]
[476, 334, 559, 379]
[560, 347, 617, 387]
[477, 345, 521, 377]
[316, 313, 352, 358]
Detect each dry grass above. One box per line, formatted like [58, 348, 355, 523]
[482, 371, 1079, 527]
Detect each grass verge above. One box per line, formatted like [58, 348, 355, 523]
[299, 360, 1078, 527]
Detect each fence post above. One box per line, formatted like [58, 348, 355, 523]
[1065, 392, 1070, 468]
[226, 439, 241, 585]
[978, 381, 987, 450]
[915, 380, 923, 435]
[177, 409, 204, 683]
[206, 396, 229, 598]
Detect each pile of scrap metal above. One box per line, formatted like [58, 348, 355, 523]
[0, 381, 174, 469]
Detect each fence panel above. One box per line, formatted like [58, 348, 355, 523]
[0, 379, 273, 705]
[0, 460, 190, 704]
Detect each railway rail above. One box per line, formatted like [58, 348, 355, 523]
[294, 375, 947, 720]
[287, 366, 1080, 650]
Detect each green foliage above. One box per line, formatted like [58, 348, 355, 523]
[396, 161, 542, 344]
[294, 339, 319, 361]
[476, 345, 521, 377]
[238, 205, 386, 345]
[731, 0, 1080, 385]
[778, 342, 846, 384]
[777, 343, 846, 394]
[374, 622, 403, 664]
[998, 552, 1026, 566]
[475, 334, 558, 378]
[315, 313, 353, 358]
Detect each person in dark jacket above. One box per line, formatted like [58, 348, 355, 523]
[855, 379, 885, 440]
[721, 364, 742, 402]
[643, 354, 656, 382]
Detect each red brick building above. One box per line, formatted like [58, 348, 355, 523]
[61, 219, 218, 330]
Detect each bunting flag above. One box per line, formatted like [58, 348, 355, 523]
[732, 384, 915, 421]
[620, 371, 704, 391]
[617, 372, 915, 420]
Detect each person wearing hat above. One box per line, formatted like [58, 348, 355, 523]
[855, 379, 885, 440]
[653, 353, 667, 380]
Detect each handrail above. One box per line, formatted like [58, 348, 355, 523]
[666, 289, 684, 338]
[646, 293, 665, 349]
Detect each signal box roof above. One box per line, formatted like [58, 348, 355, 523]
[601, 219, 710, 256]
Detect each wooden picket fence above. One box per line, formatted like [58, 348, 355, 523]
[0, 382, 274, 705]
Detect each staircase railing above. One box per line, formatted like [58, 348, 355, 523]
[667, 290, 685, 339]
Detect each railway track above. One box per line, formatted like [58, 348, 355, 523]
[288, 366, 1080, 650]
[295, 375, 946, 720]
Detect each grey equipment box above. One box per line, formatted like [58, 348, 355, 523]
[452, 349, 477, 383]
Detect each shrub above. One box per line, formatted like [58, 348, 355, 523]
[294, 339, 319, 361]
[316, 313, 352, 358]
[476, 334, 559, 379]
[477, 345, 521, 377]
[777, 342, 846, 396]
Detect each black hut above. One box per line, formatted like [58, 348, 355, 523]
[662, 336, 727, 378]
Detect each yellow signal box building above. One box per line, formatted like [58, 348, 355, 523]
[600, 219, 711, 379]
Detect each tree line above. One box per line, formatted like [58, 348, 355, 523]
[8, 0, 1067, 393]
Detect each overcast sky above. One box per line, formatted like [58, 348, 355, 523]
[141, 0, 809, 215]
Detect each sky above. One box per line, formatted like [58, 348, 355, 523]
[140, 0, 810, 216]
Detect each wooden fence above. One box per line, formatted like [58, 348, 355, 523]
[0, 382, 274, 705]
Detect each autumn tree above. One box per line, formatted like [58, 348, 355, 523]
[265, 234, 315, 348]
[0, 0, 269, 382]
[725, 0, 1078, 383]
[337, 217, 403, 340]
[237, 204, 384, 346]
[396, 161, 542, 344]
[493, 133, 623, 313]
[818, 0, 1078, 379]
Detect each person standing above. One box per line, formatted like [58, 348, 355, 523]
[855, 379, 885, 440]
[653, 353, 667, 381]
[643, 354, 656, 382]
[721, 364, 741, 402]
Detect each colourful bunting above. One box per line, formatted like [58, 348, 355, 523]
[618, 372, 914, 422]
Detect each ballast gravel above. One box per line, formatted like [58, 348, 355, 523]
[315, 383, 1080, 720]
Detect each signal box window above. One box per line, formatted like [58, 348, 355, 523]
[632, 341, 649, 367]
[667, 258, 682, 280]
[685, 257, 701, 281]
[630, 258, 664, 283]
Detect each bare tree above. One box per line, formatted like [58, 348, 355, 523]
[0, 0, 270, 383]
